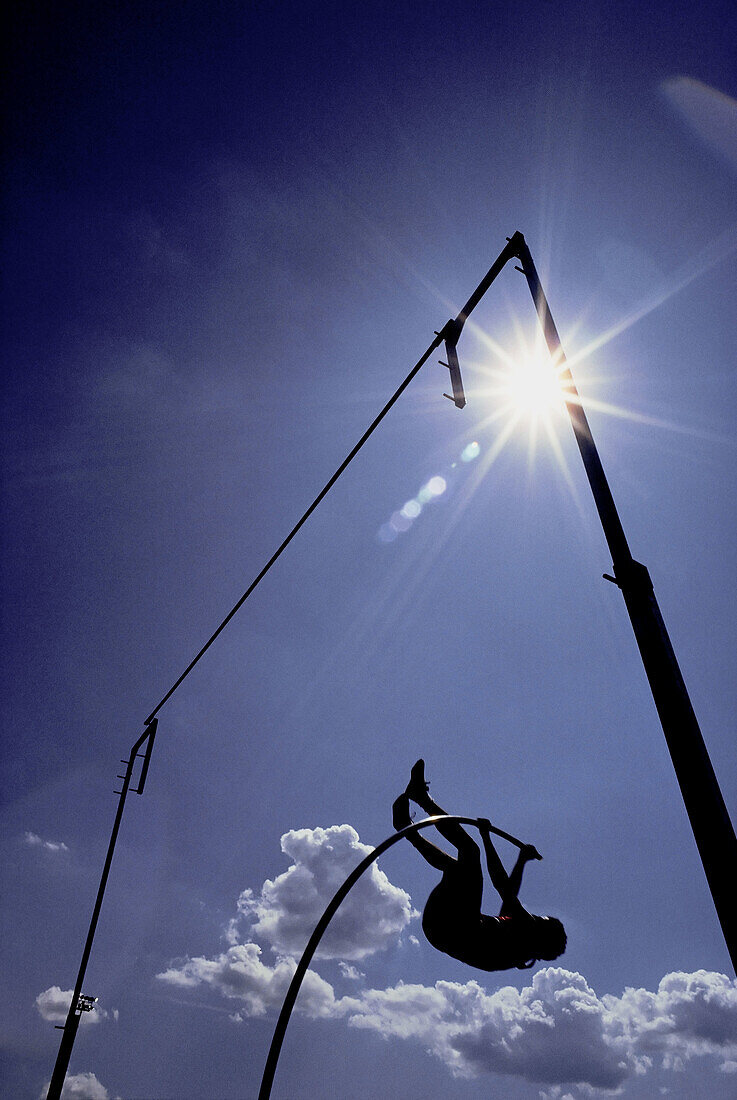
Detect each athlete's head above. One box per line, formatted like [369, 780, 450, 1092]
[531, 916, 567, 960]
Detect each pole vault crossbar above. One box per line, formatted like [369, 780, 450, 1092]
[258, 815, 521, 1100]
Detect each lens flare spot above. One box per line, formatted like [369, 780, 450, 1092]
[390, 510, 412, 533]
[377, 523, 397, 543]
[426, 476, 446, 497]
[461, 441, 480, 462]
[401, 499, 422, 519]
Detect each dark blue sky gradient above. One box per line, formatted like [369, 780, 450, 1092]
[3, 2, 736, 1098]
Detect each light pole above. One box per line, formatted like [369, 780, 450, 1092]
[441, 231, 736, 971]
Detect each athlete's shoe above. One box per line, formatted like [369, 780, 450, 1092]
[392, 794, 412, 831]
[405, 758, 429, 801]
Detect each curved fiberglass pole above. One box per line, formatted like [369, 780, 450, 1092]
[258, 814, 524, 1100]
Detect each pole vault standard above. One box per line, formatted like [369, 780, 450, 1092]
[257, 815, 522, 1100]
[46, 721, 157, 1100]
[441, 231, 736, 970]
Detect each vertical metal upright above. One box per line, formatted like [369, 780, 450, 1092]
[434, 230, 736, 970]
[510, 233, 737, 971]
[46, 720, 157, 1100]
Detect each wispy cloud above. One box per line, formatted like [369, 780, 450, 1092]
[24, 831, 69, 855]
[662, 77, 737, 173]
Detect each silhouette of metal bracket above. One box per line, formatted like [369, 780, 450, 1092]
[435, 319, 466, 409]
[132, 718, 157, 794]
[112, 719, 158, 795]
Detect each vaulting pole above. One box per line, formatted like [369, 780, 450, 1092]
[258, 815, 522, 1100]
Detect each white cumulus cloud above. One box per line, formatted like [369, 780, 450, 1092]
[340, 967, 737, 1090]
[231, 824, 416, 960]
[604, 969, 737, 1068]
[38, 1071, 115, 1099]
[342, 969, 638, 1088]
[339, 962, 364, 982]
[156, 822, 737, 1094]
[157, 960, 737, 1092]
[157, 941, 338, 1019]
[158, 824, 414, 1018]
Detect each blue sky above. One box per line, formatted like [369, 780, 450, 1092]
[2, 2, 736, 1097]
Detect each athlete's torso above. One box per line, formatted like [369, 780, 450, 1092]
[423, 886, 534, 971]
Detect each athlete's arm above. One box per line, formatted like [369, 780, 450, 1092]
[477, 819, 514, 902]
[507, 843, 542, 901]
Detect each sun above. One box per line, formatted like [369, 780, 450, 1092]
[501, 346, 568, 416]
[448, 325, 586, 500]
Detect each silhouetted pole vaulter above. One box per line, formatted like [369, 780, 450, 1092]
[257, 810, 526, 1100]
[46, 720, 157, 1100]
[442, 231, 736, 972]
[394, 760, 566, 971]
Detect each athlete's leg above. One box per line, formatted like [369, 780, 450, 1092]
[392, 793, 455, 873]
[405, 759, 479, 857]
